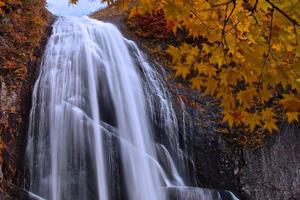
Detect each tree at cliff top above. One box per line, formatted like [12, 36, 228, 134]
[78, 0, 300, 146]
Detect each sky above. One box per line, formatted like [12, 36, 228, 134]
[46, 0, 107, 16]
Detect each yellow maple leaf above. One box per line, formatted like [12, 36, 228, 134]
[190, 46, 200, 57]
[179, 43, 192, 54]
[220, 69, 243, 86]
[202, 44, 210, 54]
[166, 46, 181, 64]
[272, 43, 282, 52]
[173, 65, 190, 79]
[185, 54, 195, 65]
[210, 51, 225, 67]
[241, 64, 258, 84]
[259, 84, 272, 103]
[204, 77, 218, 96]
[287, 44, 295, 52]
[220, 94, 235, 110]
[263, 118, 279, 133]
[286, 112, 299, 123]
[222, 108, 245, 127]
[222, 110, 235, 128]
[243, 112, 261, 131]
[190, 76, 204, 90]
[194, 62, 217, 77]
[237, 86, 257, 108]
[262, 108, 276, 120]
[261, 108, 278, 132]
[280, 94, 300, 112]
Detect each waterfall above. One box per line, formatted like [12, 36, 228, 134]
[26, 16, 164, 200]
[26, 16, 239, 200]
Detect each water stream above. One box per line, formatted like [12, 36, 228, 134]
[26, 16, 238, 200]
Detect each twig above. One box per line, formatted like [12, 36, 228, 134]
[258, 9, 274, 85]
[252, 0, 259, 12]
[265, 0, 300, 26]
[211, 0, 234, 8]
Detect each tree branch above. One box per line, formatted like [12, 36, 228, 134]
[211, 0, 234, 8]
[265, 0, 300, 26]
[259, 10, 274, 85]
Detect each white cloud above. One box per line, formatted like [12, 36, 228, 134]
[47, 0, 106, 16]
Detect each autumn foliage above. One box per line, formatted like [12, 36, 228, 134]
[127, 10, 171, 39]
[0, 0, 51, 175]
[98, 0, 300, 146]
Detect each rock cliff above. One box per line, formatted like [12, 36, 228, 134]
[0, 1, 53, 198]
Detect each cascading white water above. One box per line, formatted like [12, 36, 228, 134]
[26, 16, 165, 200]
[26, 15, 239, 200]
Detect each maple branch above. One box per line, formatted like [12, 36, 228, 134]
[294, 24, 298, 45]
[222, 5, 230, 65]
[214, 1, 237, 52]
[263, 12, 274, 64]
[258, 10, 274, 85]
[222, 0, 236, 35]
[221, 1, 236, 51]
[252, 0, 259, 11]
[190, 10, 211, 31]
[211, 0, 234, 8]
[265, 0, 300, 26]
[234, 24, 238, 56]
[222, 4, 230, 49]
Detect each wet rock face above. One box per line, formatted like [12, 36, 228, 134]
[169, 87, 243, 197]
[170, 84, 300, 200]
[241, 125, 300, 200]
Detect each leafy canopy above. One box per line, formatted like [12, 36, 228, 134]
[78, 0, 300, 145]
